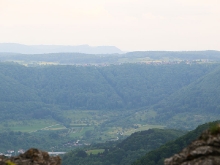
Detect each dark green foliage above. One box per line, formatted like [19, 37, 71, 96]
[62, 129, 185, 165]
[98, 63, 214, 108]
[117, 129, 185, 152]
[0, 62, 219, 150]
[0, 130, 76, 152]
[0, 62, 219, 131]
[76, 150, 87, 158]
[0, 62, 216, 114]
[132, 120, 220, 165]
[209, 123, 220, 135]
[150, 65, 220, 129]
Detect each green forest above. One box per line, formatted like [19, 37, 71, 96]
[132, 121, 220, 165]
[0, 62, 217, 111]
[62, 129, 185, 165]
[0, 62, 219, 127]
[61, 121, 219, 165]
[0, 59, 220, 164]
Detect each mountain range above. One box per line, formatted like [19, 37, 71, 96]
[0, 43, 123, 54]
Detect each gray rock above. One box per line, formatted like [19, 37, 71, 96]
[0, 148, 61, 165]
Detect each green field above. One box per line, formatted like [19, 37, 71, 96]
[86, 149, 105, 155]
[0, 119, 59, 132]
[0, 109, 165, 144]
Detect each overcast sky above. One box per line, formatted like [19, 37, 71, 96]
[0, 0, 220, 51]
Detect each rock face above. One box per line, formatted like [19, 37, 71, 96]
[164, 124, 220, 165]
[0, 148, 61, 165]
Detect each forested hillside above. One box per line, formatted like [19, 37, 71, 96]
[0, 131, 68, 152]
[0, 62, 220, 127]
[0, 62, 216, 112]
[0, 61, 220, 149]
[148, 65, 220, 129]
[62, 129, 185, 165]
[132, 120, 220, 165]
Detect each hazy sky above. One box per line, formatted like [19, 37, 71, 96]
[0, 0, 220, 51]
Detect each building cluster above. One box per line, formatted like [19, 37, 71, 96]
[0, 149, 25, 157]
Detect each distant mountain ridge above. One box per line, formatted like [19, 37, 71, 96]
[0, 50, 220, 66]
[0, 43, 123, 54]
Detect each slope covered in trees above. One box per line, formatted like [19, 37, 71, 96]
[0, 62, 216, 113]
[148, 65, 220, 129]
[0, 131, 65, 152]
[62, 129, 185, 165]
[132, 120, 220, 165]
[0, 62, 220, 130]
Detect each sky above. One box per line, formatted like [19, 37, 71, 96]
[0, 0, 220, 51]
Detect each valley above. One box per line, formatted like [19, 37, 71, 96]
[0, 109, 164, 152]
[0, 51, 220, 161]
[1, 0, 219, 163]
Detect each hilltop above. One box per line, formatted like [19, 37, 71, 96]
[0, 50, 220, 66]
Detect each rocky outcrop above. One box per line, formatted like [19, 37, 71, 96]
[0, 148, 61, 165]
[164, 124, 220, 165]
